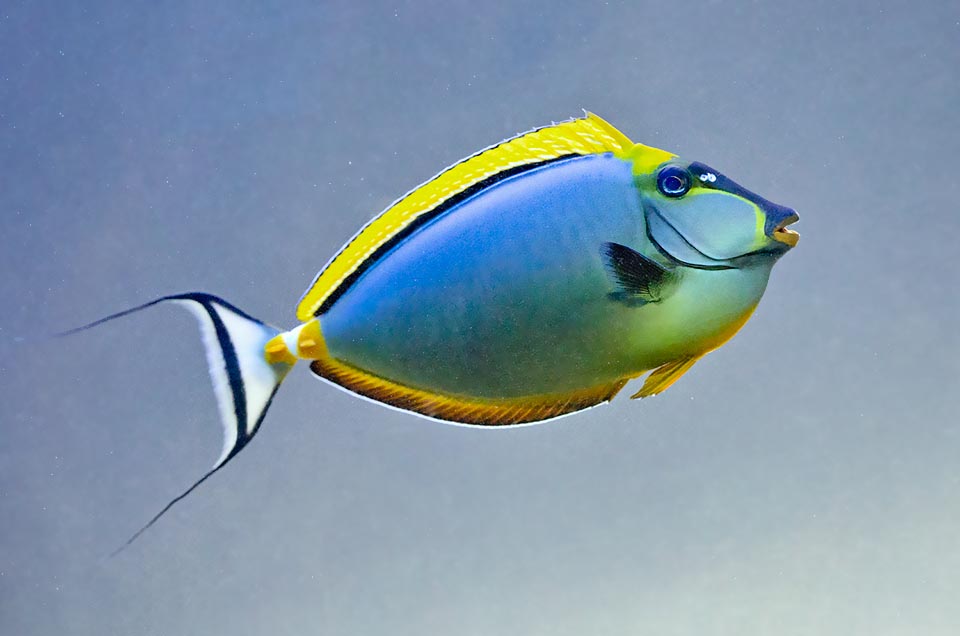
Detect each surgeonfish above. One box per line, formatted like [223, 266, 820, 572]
[66, 113, 799, 548]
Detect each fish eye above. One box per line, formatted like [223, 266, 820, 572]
[657, 166, 691, 198]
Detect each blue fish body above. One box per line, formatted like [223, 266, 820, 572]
[320, 153, 773, 398]
[322, 154, 642, 396]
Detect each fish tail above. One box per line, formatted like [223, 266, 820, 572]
[58, 293, 295, 553]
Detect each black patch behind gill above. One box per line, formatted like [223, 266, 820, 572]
[601, 241, 678, 305]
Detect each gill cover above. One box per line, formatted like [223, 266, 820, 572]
[639, 161, 796, 268]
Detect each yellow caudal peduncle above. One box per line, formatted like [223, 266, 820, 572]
[264, 336, 297, 365]
[295, 320, 327, 359]
[264, 319, 327, 364]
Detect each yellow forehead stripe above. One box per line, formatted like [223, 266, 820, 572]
[625, 142, 677, 175]
[296, 113, 637, 321]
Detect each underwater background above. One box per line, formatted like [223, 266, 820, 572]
[1, 1, 958, 634]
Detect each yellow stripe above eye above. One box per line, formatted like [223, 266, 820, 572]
[295, 113, 636, 321]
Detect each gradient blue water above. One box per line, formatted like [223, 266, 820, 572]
[2, 2, 958, 634]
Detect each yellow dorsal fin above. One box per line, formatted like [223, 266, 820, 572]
[296, 113, 635, 321]
[631, 355, 703, 399]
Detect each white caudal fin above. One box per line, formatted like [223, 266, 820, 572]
[58, 293, 294, 553]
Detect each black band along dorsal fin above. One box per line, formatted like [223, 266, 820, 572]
[297, 113, 637, 320]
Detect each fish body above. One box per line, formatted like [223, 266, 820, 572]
[65, 113, 798, 547]
[317, 153, 770, 399]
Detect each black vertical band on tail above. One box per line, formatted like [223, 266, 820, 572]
[58, 292, 258, 462]
[203, 298, 248, 458]
[58, 292, 290, 555]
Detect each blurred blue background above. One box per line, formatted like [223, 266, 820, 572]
[2, 1, 958, 634]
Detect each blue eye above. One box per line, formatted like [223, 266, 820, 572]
[657, 166, 691, 197]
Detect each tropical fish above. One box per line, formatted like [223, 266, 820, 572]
[65, 113, 798, 548]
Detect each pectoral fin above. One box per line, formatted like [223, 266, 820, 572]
[601, 242, 677, 305]
[631, 355, 702, 399]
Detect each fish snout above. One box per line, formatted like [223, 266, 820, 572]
[766, 205, 800, 248]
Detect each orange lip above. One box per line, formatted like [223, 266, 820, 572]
[771, 215, 800, 247]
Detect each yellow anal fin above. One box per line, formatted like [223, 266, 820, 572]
[311, 358, 628, 426]
[296, 113, 636, 321]
[631, 355, 702, 399]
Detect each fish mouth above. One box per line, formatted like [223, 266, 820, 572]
[771, 213, 800, 247]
